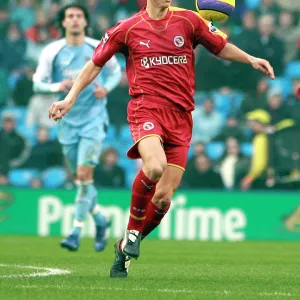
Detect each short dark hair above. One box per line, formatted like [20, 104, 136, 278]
[57, 4, 90, 35]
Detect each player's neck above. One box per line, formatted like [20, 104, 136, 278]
[65, 33, 85, 46]
[146, 5, 169, 20]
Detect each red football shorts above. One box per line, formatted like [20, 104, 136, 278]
[127, 99, 193, 171]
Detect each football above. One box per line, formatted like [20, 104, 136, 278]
[196, 0, 235, 22]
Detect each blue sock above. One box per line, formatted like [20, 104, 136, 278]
[93, 210, 108, 228]
[89, 190, 108, 228]
[71, 183, 97, 236]
[71, 226, 82, 236]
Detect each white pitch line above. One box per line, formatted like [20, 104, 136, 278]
[259, 292, 293, 297]
[0, 264, 71, 278]
[11, 285, 296, 297]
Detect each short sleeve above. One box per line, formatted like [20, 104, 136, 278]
[191, 12, 228, 55]
[92, 22, 126, 68]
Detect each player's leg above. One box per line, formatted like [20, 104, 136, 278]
[60, 143, 82, 251]
[142, 144, 189, 239]
[77, 136, 109, 252]
[142, 165, 183, 239]
[121, 135, 167, 258]
[110, 135, 166, 278]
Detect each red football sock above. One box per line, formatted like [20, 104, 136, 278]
[142, 201, 170, 239]
[127, 170, 158, 231]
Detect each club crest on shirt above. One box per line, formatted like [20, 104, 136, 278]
[208, 22, 217, 34]
[101, 32, 109, 48]
[143, 122, 154, 131]
[174, 36, 185, 48]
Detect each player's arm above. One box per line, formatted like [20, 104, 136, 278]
[217, 43, 275, 80]
[192, 13, 275, 80]
[49, 61, 102, 120]
[33, 47, 73, 94]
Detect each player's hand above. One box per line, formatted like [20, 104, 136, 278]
[48, 99, 72, 121]
[59, 78, 73, 92]
[241, 176, 253, 191]
[251, 57, 275, 80]
[93, 82, 108, 99]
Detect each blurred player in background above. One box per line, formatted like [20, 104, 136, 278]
[48, 0, 274, 276]
[34, 4, 121, 252]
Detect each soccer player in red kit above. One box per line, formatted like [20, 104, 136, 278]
[49, 0, 274, 278]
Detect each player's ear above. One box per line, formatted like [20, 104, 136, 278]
[62, 19, 67, 30]
[83, 19, 88, 28]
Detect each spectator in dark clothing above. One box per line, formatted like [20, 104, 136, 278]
[217, 137, 249, 189]
[276, 11, 300, 63]
[183, 154, 223, 189]
[256, 14, 284, 76]
[186, 141, 206, 170]
[0, 8, 9, 38]
[286, 78, 300, 108]
[25, 9, 58, 43]
[265, 87, 295, 133]
[214, 116, 245, 142]
[234, 11, 258, 50]
[24, 127, 63, 171]
[94, 147, 125, 188]
[91, 14, 110, 41]
[12, 61, 35, 106]
[231, 12, 261, 91]
[0, 113, 29, 185]
[255, 0, 281, 20]
[107, 67, 129, 129]
[240, 77, 269, 116]
[0, 22, 27, 73]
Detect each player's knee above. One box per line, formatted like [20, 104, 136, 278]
[76, 167, 92, 181]
[145, 159, 167, 180]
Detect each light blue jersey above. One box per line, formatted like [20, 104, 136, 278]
[33, 37, 121, 169]
[33, 37, 121, 127]
[53, 44, 107, 126]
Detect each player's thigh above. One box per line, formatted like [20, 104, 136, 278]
[138, 136, 167, 166]
[127, 103, 167, 173]
[153, 165, 184, 208]
[62, 143, 79, 175]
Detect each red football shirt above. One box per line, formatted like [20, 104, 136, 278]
[92, 7, 227, 112]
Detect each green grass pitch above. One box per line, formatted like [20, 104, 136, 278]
[0, 236, 299, 300]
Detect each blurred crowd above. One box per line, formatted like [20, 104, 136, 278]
[1, 0, 300, 190]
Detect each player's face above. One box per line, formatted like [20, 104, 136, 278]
[150, 0, 172, 9]
[62, 8, 87, 36]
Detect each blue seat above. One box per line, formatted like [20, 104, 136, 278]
[17, 125, 37, 145]
[42, 167, 67, 188]
[268, 78, 292, 99]
[119, 125, 132, 143]
[206, 142, 225, 161]
[1, 107, 27, 126]
[125, 170, 136, 188]
[245, 0, 260, 9]
[49, 126, 58, 141]
[212, 92, 233, 120]
[285, 61, 300, 80]
[106, 124, 117, 142]
[194, 91, 208, 106]
[188, 145, 195, 159]
[8, 169, 40, 187]
[119, 157, 134, 171]
[241, 143, 253, 157]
